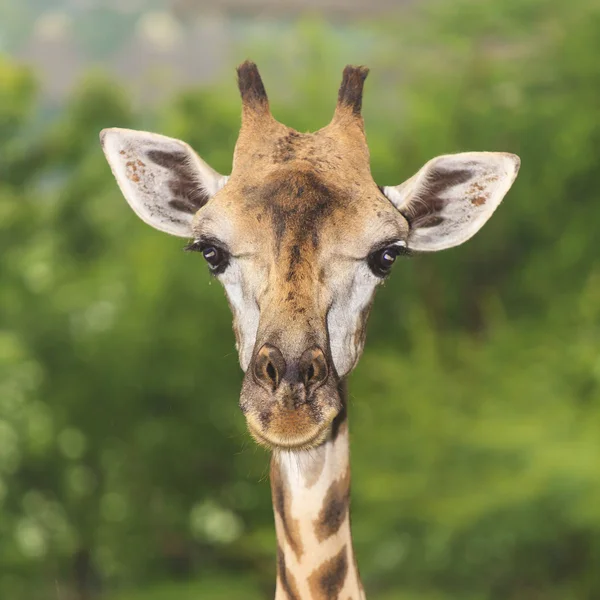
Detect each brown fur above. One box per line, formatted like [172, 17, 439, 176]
[304, 451, 327, 489]
[146, 149, 211, 214]
[399, 165, 473, 229]
[308, 545, 349, 600]
[337, 65, 369, 115]
[313, 466, 351, 542]
[237, 60, 269, 112]
[277, 545, 301, 600]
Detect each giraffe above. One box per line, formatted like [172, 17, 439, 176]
[100, 61, 520, 599]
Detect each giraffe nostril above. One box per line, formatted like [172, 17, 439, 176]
[266, 361, 277, 385]
[300, 347, 328, 389]
[253, 344, 286, 391]
[253, 344, 328, 394]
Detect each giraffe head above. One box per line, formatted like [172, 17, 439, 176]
[100, 62, 519, 451]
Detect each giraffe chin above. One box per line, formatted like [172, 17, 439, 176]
[245, 409, 338, 451]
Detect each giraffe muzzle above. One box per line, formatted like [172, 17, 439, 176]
[240, 343, 341, 450]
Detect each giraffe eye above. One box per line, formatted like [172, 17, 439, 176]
[202, 246, 223, 268]
[368, 242, 409, 277]
[184, 240, 230, 274]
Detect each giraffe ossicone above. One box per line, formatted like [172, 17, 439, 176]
[100, 61, 520, 599]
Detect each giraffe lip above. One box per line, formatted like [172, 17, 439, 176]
[246, 417, 334, 451]
[241, 379, 343, 451]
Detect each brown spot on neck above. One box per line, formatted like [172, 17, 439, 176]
[308, 545, 349, 600]
[304, 450, 327, 489]
[313, 466, 351, 542]
[277, 545, 301, 600]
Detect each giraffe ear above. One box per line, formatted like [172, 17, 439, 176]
[100, 128, 228, 238]
[382, 152, 520, 252]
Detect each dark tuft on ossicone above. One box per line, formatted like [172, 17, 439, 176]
[237, 60, 269, 107]
[337, 65, 369, 115]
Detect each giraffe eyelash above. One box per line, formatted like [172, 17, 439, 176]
[369, 239, 412, 258]
[183, 237, 229, 253]
[183, 239, 203, 252]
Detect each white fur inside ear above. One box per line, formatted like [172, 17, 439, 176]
[100, 128, 228, 238]
[383, 152, 520, 252]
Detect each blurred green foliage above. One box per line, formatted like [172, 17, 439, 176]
[1, 0, 599, 598]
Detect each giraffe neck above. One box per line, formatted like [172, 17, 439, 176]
[270, 385, 365, 600]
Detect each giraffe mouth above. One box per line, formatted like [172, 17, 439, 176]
[240, 356, 343, 451]
[245, 407, 338, 451]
